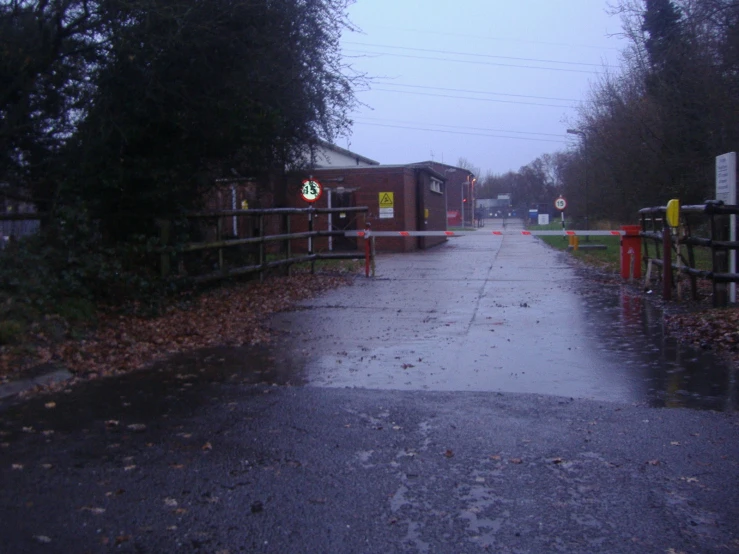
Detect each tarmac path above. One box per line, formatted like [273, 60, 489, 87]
[0, 219, 737, 553]
[272, 218, 633, 400]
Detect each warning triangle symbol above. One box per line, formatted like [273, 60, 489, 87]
[380, 193, 392, 204]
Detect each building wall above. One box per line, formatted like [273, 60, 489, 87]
[415, 169, 447, 249]
[288, 165, 448, 253]
[420, 162, 476, 227]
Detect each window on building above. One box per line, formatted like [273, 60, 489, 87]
[430, 178, 443, 194]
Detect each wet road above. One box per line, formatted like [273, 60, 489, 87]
[1, 219, 738, 553]
[272, 219, 736, 410]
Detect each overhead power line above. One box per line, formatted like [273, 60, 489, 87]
[354, 116, 565, 138]
[366, 25, 623, 52]
[368, 87, 577, 109]
[351, 121, 568, 144]
[370, 81, 578, 103]
[344, 41, 616, 68]
[343, 49, 602, 75]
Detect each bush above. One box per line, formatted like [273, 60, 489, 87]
[0, 320, 24, 345]
[0, 206, 180, 322]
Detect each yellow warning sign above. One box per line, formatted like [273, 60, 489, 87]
[379, 192, 394, 208]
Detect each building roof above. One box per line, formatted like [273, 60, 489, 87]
[413, 161, 476, 178]
[311, 163, 447, 181]
[316, 140, 380, 166]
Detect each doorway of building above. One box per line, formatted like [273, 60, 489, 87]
[331, 190, 358, 251]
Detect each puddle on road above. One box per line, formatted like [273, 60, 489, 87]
[0, 345, 305, 435]
[576, 280, 737, 411]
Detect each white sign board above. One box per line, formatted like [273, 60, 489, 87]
[538, 214, 550, 225]
[716, 152, 737, 302]
[716, 153, 737, 204]
[379, 208, 394, 219]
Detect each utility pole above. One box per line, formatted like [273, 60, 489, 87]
[567, 128, 589, 241]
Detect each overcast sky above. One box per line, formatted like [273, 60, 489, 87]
[338, 0, 627, 176]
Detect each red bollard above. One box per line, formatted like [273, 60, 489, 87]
[620, 225, 642, 280]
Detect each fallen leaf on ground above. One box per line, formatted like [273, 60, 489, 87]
[444, 449, 454, 458]
[1, 275, 353, 385]
[202, 442, 213, 451]
[44, 402, 56, 409]
[509, 458, 523, 464]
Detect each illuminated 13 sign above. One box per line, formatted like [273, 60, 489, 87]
[300, 179, 323, 203]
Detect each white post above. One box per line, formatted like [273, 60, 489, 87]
[716, 152, 737, 303]
[231, 184, 237, 236]
[328, 189, 333, 252]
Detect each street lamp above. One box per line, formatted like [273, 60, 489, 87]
[567, 128, 589, 239]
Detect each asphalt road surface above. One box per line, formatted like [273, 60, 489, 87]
[0, 219, 737, 553]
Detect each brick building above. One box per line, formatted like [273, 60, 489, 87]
[289, 164, 449, 253]
[415, 162, 477, 227]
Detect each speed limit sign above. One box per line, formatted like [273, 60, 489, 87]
[300, 179, 323, 203]
[554, 197, 567, 211]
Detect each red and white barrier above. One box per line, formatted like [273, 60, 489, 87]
[349, 230, 624, 238]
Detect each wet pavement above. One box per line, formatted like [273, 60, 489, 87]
[271, 219, 737, 411]
[1, 219, 738, 553]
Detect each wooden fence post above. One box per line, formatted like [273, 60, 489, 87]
[158, 218, 171, 278]
[259, 214, 265, 282]
[712, 210, 728, 307]
[286, 213, 292, 277]
[217, 217, 224, 272]
[663, 226, 672, 301]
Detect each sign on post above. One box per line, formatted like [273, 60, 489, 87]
[379, 192, 394, 219]
[554, 196, 567, 232]
[300, 179, 323, 203]
[716, 152, 737, 302]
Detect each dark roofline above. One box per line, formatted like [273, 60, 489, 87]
[311, 163, 447, 181]
[414, 160, 476, 177]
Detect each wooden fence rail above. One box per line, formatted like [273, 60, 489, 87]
[639, 201, 739, 306]
[0, 206, 371, 283]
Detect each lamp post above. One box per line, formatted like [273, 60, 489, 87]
[567, 128, 589, 240]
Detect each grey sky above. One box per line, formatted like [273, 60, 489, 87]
[339, 0, 626, 176]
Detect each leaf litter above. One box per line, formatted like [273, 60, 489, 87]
[0, 274, 352, 393]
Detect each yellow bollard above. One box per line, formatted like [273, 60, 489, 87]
[573, 236, 579, 251]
